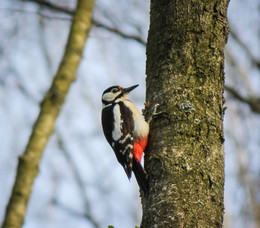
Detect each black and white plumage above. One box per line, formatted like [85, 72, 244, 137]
[101, 85, 149, 195]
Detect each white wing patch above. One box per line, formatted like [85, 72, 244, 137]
[112, 104, 123, 141]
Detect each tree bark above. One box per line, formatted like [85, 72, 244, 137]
[1, 0, 95, 227]
[142, 0, 229, 227]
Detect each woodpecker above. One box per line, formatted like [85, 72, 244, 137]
[101, 84, 149, 195]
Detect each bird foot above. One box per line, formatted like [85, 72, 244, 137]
[142, 102, 150, 116]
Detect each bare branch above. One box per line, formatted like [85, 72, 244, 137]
[225, 49, 253, 91]
[52, 198, 100, 228]
[229, 118, 260, 227]
[1, 0, 95, 227]
[225, 85, 260, 114]
[92, 20, 146, 45]
[56, 132, 100, 228]
[229, 28, 260, 69]
[21, 0, 74, 15]
[0, 8, 71, 20]
[21, 0, 146, 45]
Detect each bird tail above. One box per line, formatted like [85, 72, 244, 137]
[132, 159, 149, 197]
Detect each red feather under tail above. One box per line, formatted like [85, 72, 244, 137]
[133, 137, 148, 163]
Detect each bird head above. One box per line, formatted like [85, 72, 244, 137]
[102, 84, 139, 106]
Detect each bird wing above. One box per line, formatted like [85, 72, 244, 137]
[112, 101, 135, 178]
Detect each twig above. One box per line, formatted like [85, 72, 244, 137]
[225, 49, 253, 91]
[1, 0, 95, 227]
[0, 8, 71, 20]
[56, 132, 100, 228]
[52, 198, 100, 227]
[229, 28, 260, 69]
[21, 0, 74, 15]
[20, 0, 146, 45]
[225, 85, 260, 114]
[92, 19, 146, 45]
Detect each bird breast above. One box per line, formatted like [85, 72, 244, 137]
[123, 101, 149, 139]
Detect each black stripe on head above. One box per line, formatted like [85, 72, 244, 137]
[102, 86, 121, 96]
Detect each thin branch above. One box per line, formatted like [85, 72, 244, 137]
[1, 0, 95, 227]
[225, 49, 253, 92]
[21, 0, 74, 15]
[9, 66, 38, 103]
[0, 8, 71, 20]
[92, 19, 146, 45]
[20, 0, 146, 45]
[52, 198, 100, 227]
[225, 85, 260, 114]
[229, 118, 260, 227]
[229, 28, 260, 69]
[38, 17, 54, 71]
[56, 132, 100, 228]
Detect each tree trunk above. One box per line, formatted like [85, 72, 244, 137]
[1, 1, 95, 227]
[142, 0, 229, 227]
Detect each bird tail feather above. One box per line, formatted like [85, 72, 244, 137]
[132, 159, 149, 197]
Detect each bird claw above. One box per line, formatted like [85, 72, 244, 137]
[142, 102, 150, 116]
[144, 102, 150, 108]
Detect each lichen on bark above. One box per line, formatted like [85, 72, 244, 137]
[142, 0, 230, 227]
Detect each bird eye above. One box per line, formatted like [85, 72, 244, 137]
[112, 88, 119, 93]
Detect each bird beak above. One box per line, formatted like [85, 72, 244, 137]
[122, 84, 139, 94]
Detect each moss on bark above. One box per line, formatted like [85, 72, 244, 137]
[142, 0, 229, 227]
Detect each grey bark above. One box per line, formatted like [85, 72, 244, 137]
[142, 1, 230, 227]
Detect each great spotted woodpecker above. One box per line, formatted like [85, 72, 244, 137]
[101, 84, 149, 195]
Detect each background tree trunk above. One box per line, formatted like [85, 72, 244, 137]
[1, 0, 95, 227]
[142, 0, 230, 227]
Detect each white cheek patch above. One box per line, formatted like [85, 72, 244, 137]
[102, 91, 121, 103]
[102, 92, 114, 102]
